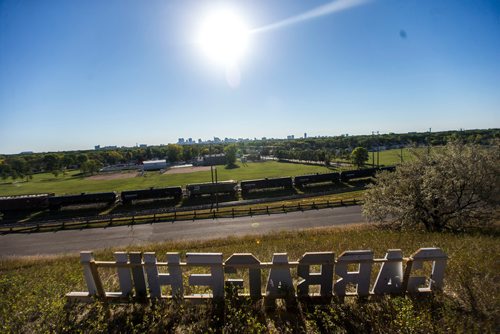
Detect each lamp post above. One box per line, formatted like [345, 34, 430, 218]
[209, 144, 215, 211]
[427, 128, 431, 155]
[372, 131, 379, 168]
[215, 167, 219, 211]
[376, 131, 380, 168]
[371, 131, 375, 167]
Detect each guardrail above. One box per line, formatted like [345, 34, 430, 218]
[0, 198, 362, 235]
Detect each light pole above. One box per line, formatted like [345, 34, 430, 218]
[209, 144, 215, 211]
[427, 128, 431, 155]
[215, 167, 219, 211]
[371, 131, 375, 167]
[376, 131, 380, 168]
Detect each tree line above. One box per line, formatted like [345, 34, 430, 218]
[267, 129, 498, 165]
[0, 144, 224, 180]
[0, 129, 497, 180]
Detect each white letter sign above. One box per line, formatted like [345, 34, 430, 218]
[67, 248, 447, 304]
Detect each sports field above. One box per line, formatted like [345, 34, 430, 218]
[0, 161, 337, 196]
[367, 147, 414, 166]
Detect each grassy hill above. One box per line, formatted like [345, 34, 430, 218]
[1, 224, 498, 333]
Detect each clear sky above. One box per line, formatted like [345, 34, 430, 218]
[1, 0, 499, 154]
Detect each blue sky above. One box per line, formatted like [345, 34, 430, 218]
[0, 0, 499, 153]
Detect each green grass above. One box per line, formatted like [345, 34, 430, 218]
[1, 225, 498, 333]
[370, 148, 411, 166]
[336, 147, 423, 167]
[0, 161, 336, 196]
[366, 147, 421, 166]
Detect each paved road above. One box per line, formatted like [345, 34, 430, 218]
[0, 206, 365, 257]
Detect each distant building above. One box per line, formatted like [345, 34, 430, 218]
[95, 145, 117, 150]
[139, 144, 147, 148]
[178, 138, 185, 144]
[194, 153, 226, 166]
[287, 135, 295, 140]
[101, 163, 141, 172]
[142, 159, 169, 171]
[20, 151, 34, 155]
[304, 133, 307, 139]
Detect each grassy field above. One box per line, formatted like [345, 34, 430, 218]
[334, 147, 421, 167]
[1, 225, 498, 333]
[367, 148, 413, 166]
[0, 161, 337, 196]
[363, 147, 430, 167]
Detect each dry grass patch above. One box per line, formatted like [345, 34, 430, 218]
[1, 225, 499, 333]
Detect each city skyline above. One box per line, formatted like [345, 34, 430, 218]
[1, 0, 499, 154]
[5, 126, 494, 155]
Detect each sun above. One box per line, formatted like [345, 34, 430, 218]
[198, 9, 249, 66]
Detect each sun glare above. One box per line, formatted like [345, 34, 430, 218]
[198, 9, 249, 66]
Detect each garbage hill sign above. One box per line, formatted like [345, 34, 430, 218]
[67, 248, 447, 304]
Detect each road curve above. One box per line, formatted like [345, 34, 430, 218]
[0, 206, 365, 257]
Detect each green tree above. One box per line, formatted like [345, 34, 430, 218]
[363, 141, 500, 232]
[104, 151, 123, 165]
[260, 146, 270, 156]
[62, 154, 76, 169]
[0, 163, 12, 180]
[200, 147, 210, 156]
[43, 154, 63, 177]
[166, 144, 182, 163]
[224, 144, 237, 167]
[80, 160, 102, 175]
[43, 154, 60, 171]
[8, 158, 28, 180]
[351, 147, 369, 168]
[77, 153, 88, 164]
[182, 146, 194, 161]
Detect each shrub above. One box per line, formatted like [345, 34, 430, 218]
[363, 141, 500, 232]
